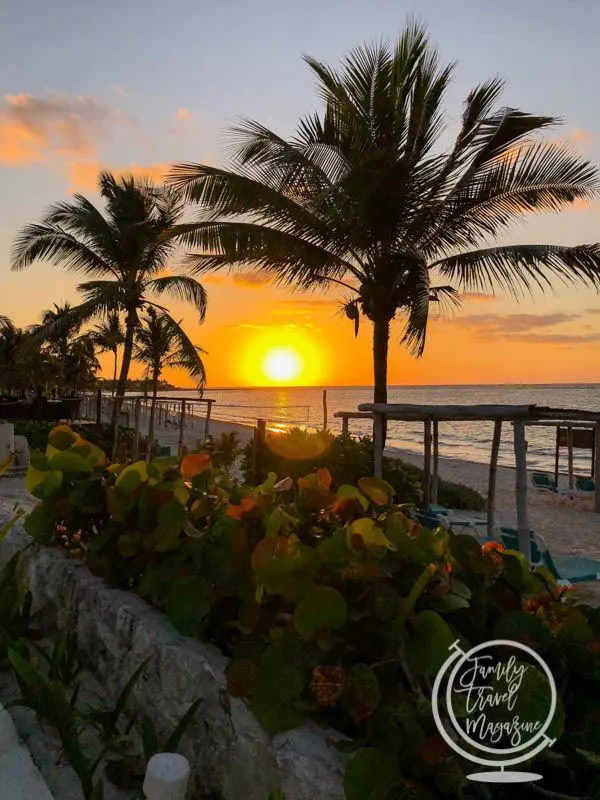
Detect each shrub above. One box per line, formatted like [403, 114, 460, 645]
[240, 429, 485, 511]
[20, 425, 600, 798]
[14, 420, 145, 460]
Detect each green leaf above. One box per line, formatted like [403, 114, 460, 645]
[293, 586, 347, 638]
[259, 643, 305, 702]
[142, 715, 159, 760]
[344, 664, 381, 722]
[115, 461, 148, 492]
[344, 748, 399, 800]
[48, 450, 92, 473]
[357, 478, 394, 506]
[157, 499, 186, 537]
[23, 506, 54, 542]
[110, 657, 153, 729]
[117, 532, 141, 558]
[494, 611, 553, 654]
[166, 576, 211, 636]
[25, 467, 62, 499]
[164, 698, 203, 752]
[407, 610, 456, 675]
[336, 485, 369, 510]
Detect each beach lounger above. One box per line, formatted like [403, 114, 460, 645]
[497, 527, 600, 584]
[424, 503, 490, 536]
[531, 472, 559, 493]
[575, 476, 596, 496]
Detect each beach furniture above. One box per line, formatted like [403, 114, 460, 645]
[423, 503, 490, 536]
[531, 472, 559, 493]
[575, 476, 596, 496]
[497, 527, 600, 584]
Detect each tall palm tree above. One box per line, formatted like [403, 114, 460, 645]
[133, 307, 206, 444]
[170, 22, 600, 444]
[11, 171, 207, 454]
[92, 312, 125, 395]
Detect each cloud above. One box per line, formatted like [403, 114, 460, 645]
[231, 272, 271, 288]
[67, 161, 168, 191]
[174, 107, 193, 122]
[460, 292, 497, 302]
[570, 127, 594, 145]
[0, 93, 114, 165]
[202, 274, 229, 286]
[450, 311, 594, 345]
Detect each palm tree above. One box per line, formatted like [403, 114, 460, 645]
[11, 171, 207, 455]
[92, 312, 124, 395]
[169, 22, 600, 444]
[133, 307, 206, 444]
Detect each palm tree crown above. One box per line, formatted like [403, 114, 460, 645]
[11, 171, 208, 451]
[169, 21, 600, 427]
[134, 307, 206, 443]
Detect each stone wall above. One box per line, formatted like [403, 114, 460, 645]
[0, 512, 346, 800]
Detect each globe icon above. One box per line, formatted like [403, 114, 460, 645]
[431, 639, 558, 783]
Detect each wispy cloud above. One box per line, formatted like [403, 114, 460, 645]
[570, 127, 594, 145]
[460, 292, 497, 302]
[0, 93, 115, 165]
[67, 161, 168, 191]
[451, 312, 589, 344]
[231, 272, 271, 288]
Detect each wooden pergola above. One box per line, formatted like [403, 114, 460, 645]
[334, 404, 600, 558]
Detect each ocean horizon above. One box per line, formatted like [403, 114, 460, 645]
[143, 383, 600, 475]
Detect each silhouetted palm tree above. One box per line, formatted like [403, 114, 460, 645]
[170, 21, 600, 444]
[134, 307, 206, 443]
[11, 171, 207, 454]
[92, 312, 125, 395]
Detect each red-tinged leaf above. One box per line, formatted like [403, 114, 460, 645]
[310, 666, 347, 708]
[180, 453, 211, 481]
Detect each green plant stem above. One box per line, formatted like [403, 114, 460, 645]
[396, 564, 437, 626]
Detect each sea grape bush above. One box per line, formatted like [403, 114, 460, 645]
[20, 425, 600, 799]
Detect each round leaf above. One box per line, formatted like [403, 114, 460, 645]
[293, 586, 347, 638]
[48, 450, 92, 474]
[358, 477, 394, 506]
[344, 749, 399, 800]
[166, 576, 211, 636]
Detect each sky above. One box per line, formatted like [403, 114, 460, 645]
[1, 0, 600, 388]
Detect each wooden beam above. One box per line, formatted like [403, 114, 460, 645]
[567, 425, 574, 489]
[513, 421, 531, 559]
[358, 403, 534, 421]
[431, 419, 439, 504]
[133, 398, 141, 461]
[322, 389, 328, 431]
[423, 419, 432, 508]
[203, 400, 213, 440]
[554, 426, 560, 486]
[333, 411, 373, 420]
[341, 416, 349, 436]
[373, 413, 384, 479]
[595, 423, 600, 513]
[487, 419, 502, 536]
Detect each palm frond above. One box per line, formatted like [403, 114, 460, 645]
[433, 243, 600, 298]
[11, 224, 112, 276]
[146, 275, 208, 322]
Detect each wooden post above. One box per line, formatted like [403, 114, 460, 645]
[133, 399, 141, 461]
[322, 389, 328, 431]
[592, 426, 596, 479]
[487, 419, 502, 536]
[423, 419, 432, 509]
[431, 419, 439, 504]
[204, 400, 212, 440]
[554, 426, 560, 485]
[594, 422, 600, 514]
[341, 416, 349, 436]
[95, 388, 102, 424]
[178, 400, 186, 457]
[513, 421, 530, 559]
[373, 413, 384, 478]
[252, 418, 267, 482]
[567, 425, 574, 489]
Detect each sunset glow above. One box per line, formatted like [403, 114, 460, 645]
[262, 347, 303, 383]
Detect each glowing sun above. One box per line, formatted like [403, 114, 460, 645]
[261, 347, 304, 383]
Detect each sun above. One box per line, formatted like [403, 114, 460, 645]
[261, 347, 304, 384]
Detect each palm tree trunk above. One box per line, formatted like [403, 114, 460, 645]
[111, 348, 118, 397]
[111, 307, 137, 459]
[148, 369, 159, 445]
[372, 315, 390, 450]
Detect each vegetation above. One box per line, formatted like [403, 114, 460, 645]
[134, 307, 206, 443]
[13, 420, 138, 455]
[240, 428, 485, 511]
[91, 312, 124, 395]
[11, 171, 208, 452]
[19, 425, 600, 799]
[171, 21, 600, 445]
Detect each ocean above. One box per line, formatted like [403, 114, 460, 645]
[153, 385, 600, 474]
